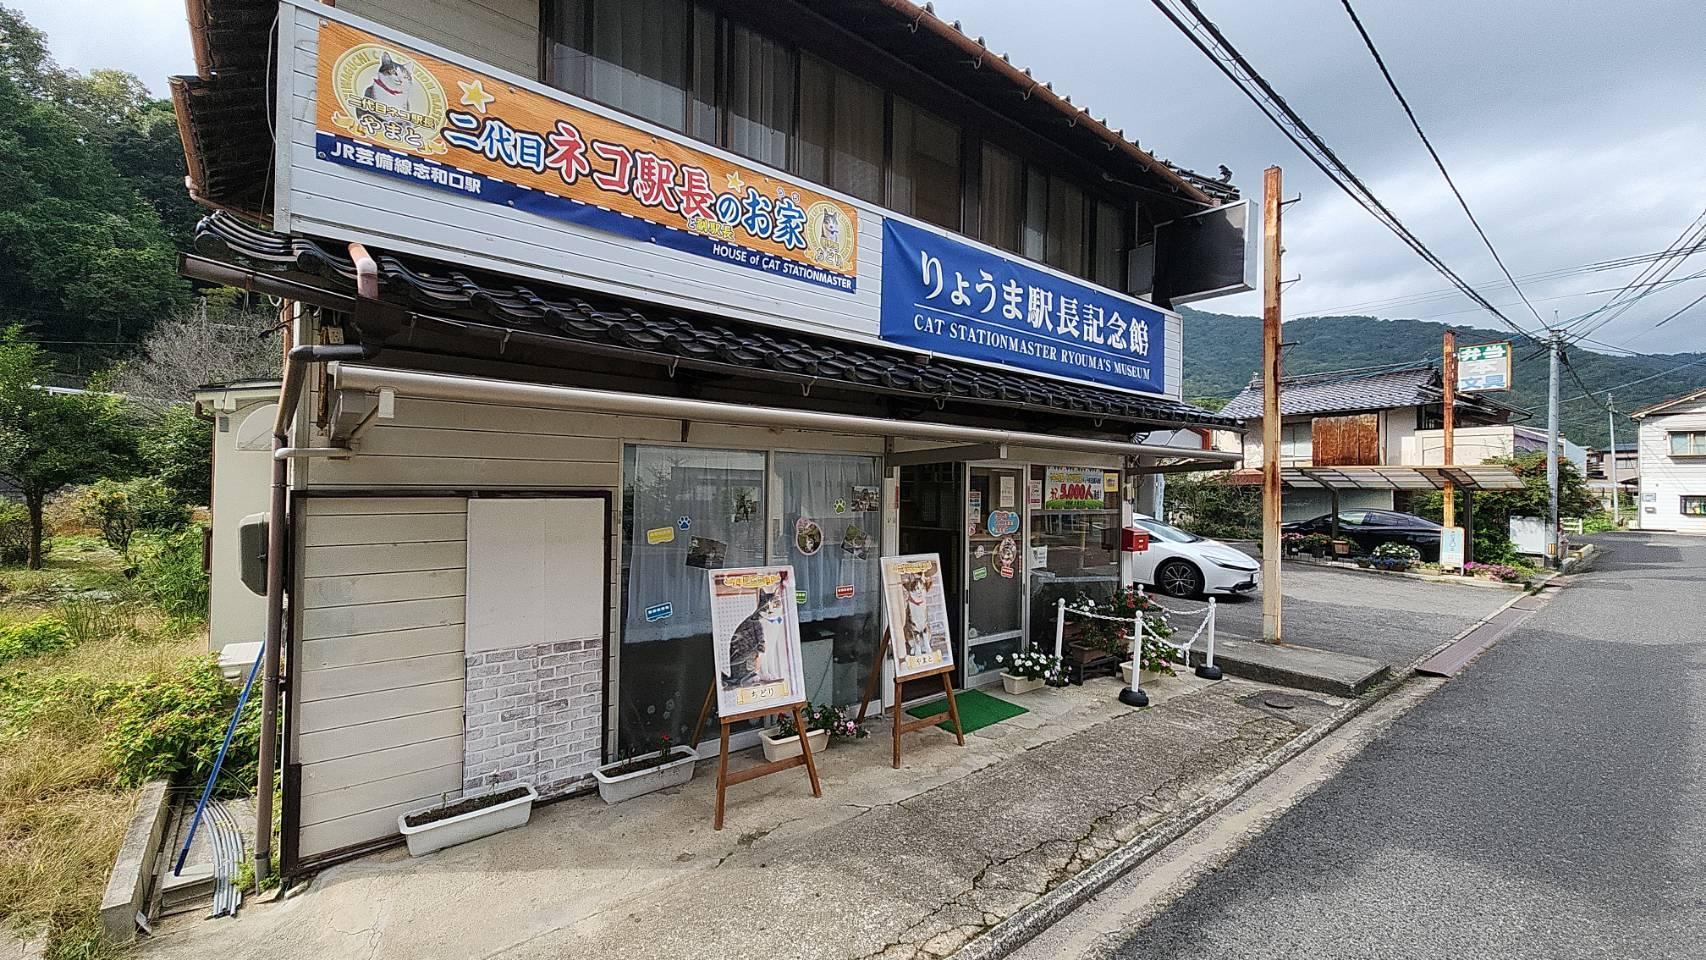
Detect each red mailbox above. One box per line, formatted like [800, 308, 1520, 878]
[1121, 527, 1151, 552]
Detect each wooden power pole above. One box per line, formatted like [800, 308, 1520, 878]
[1261, 166, 1283, 644]
[1442, 330, 1457, 528]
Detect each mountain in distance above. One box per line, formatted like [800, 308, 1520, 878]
[1178, 307, 1706, 448]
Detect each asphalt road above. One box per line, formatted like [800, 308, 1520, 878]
[1108, 531, 1706, 959]
[1172, 563, 1513, 668]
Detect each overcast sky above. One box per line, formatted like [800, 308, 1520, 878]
[14, 0, 1706, 354]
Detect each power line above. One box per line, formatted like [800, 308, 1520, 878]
[1336, 0, 1547, 331]
[1556, 207, 1706, 344]
[1148, 0, 1546, 341]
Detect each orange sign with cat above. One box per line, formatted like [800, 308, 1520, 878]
[315, 21, 860, 293]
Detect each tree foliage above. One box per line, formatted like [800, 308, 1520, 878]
[0, 333, 139, 566]
[138, 405, 214, 508]
[0, 5, 190, 369]
[111, 288, 282, 403]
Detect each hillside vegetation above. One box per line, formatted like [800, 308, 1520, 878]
[1180, 308, 1706, 447]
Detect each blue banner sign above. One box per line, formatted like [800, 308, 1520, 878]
[880, 219, 1166, 394]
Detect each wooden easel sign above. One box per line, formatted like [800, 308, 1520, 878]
[858, 554, 965, 768]
[703, 565, 821, 829]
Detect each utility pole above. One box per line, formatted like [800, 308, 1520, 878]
[1442, 330, 1456, 528]
[1261, 165, 1284, 644]
[1546, 332, 1562, 568]
[1608, 393, 1619, 528]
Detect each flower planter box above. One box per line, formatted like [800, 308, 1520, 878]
[1120, 662, 1176, 686]
[593, 746, 699, 805]
[760, 726, 828, 763]
[397, 783, 537, 857]
[1000, 672, 1047, 695]
[1065, 641, 1121, 685]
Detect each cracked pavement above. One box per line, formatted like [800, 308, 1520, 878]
[140, 673, 1336, 960]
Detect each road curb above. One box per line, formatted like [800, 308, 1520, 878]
[953, 573, 1579, 960]
[950, 671, 1409, 960]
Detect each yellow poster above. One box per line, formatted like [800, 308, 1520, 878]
[314, 21, 859, 292]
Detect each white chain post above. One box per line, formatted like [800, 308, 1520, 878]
[1054, 597, 1066, 662]
[1196, 597, 1223, 680]
[1119, 588, 1150, 707]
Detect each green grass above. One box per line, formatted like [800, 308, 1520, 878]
[0, 536, 208, 959]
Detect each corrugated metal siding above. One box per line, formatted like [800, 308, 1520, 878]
[291, 497, 468, 860]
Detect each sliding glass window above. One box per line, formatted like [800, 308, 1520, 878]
[1092, 199, 1128, 290]
[796, 54, 886, 203]
[980, 143, 1024, 254]
[550, 0, 697, 133]
[726, 23, 795, 169]
[890, 97, 962, 231]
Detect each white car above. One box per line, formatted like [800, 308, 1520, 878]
[1128, 515, 1261, 598]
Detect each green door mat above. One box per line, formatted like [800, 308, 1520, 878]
[906, 688, 1028, 734]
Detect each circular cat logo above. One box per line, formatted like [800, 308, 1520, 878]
[330, 43, 449, 155]
[805, 201, 857, 272]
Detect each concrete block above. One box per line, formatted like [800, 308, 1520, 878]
[99, 780, 171, 945]
[1193, 638, 1389, 697]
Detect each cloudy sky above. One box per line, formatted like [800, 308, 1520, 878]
[14, 0, 1706, 353]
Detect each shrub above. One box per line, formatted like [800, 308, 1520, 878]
[55, 600, 134, 648]
[1071, 585, 1176, 674]
[105, 655, 260, 793]
[74, 478, 190, 559]
[0, 499, 30, 564]
[0, 616, 72, 664]
[1372, 542, 1422, 563]
[139, 405, 213, 509]
[1164, 473, 1261, 540]
[132, 526, 209, 620]
[994, 649, 1065, 683]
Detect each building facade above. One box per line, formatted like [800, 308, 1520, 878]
[174, 0, 1250, 871]
[1632, 389, 1706, 533]
[1219, 365, 1522, 520]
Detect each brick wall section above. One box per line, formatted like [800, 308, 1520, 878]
[463, 637, 602, 799]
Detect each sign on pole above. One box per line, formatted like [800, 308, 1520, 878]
[1456, 342, 1512, 392]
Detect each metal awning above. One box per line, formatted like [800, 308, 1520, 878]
[1283, 465, 1524, 491]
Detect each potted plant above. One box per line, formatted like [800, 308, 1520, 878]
[1282, 532, 1304, 557]
[1070, 585, 1174, 682]
[397, 782, 538, 857]
[593, 733, 698, 805]
[761, 702, 865, 761]
[1298, 533, 1332, 559]
[995, 649, 1064, 694]
[1371, 542, 1421, 571]
[1332, 538, 1353, 557]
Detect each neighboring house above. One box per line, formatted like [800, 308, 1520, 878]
[1220, 365, 1525, 520]
[174, 0, 1251, 871]
[1630, 388, 1706, 533]
[1587, 442, 1639, 483]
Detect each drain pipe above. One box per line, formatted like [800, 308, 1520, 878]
[254, 247, 381, 884]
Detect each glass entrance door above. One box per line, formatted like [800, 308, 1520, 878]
[965, 466, 1026, 682]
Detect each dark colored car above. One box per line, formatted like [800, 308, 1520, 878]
[1281, 509, 1442, 560]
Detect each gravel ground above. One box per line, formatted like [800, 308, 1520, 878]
[1107, 531, 1706, 959]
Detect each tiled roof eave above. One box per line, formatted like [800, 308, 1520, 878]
[190, 212, 1240, 432]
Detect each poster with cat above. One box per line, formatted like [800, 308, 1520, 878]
[880, 554, 955, 678]
[708, 566, 807, 717]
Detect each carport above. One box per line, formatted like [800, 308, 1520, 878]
[1230, 463, 1525, 552]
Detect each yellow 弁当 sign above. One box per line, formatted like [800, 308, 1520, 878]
[314, 21, 859, 292]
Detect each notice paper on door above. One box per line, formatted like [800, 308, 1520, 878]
[998, 475, 1016, 508]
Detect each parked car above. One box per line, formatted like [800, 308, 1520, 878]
[1282, 509, 1442, 560]
[1128, 514, 1262, 598]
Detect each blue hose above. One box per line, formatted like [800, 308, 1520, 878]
[174, 643, 266, 876]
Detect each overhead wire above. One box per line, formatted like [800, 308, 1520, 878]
[1336, 0, 1548, 331]
[1147, 0, 1546, 341]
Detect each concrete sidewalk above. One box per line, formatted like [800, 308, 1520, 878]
[140, 674, 1344, 960]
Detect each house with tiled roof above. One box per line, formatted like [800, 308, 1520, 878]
[1220, 364, 1566, 520]
[172, 0, 1259, 873]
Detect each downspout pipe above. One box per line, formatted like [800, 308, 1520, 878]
[255, 245, 382, 885]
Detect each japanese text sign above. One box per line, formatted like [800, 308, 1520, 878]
[315, 22, 859, 292]
[880, 219, 1166, 393]
[1456, 341, 1511, 393]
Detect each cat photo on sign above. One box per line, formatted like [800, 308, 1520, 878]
[708, 566, 807, 717]
[880, 554, 954, 678]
